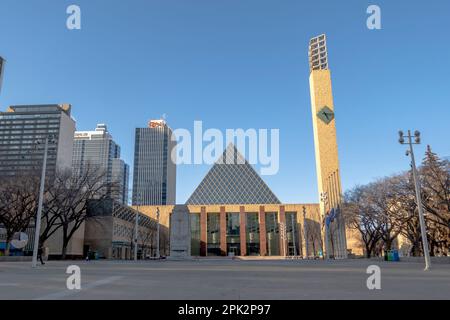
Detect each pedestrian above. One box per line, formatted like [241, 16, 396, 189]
[37, 246, 45, 265]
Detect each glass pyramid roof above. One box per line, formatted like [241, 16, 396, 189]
[186, 144, 281, 205]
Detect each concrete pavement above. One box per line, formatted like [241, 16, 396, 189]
[0, 259, 449, 300]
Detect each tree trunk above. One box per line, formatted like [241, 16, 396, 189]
[61, 227, 68, 260]
[429, 239, 435, 257]
[312, 240, 316, 258]
[410, 239, 422, 256]
[385, 239, 392, 251]
[61, 241, 69, 260]
[365, 244, 372, 258]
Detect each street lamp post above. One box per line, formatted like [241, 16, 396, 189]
[32, 136, 53, 268]
[279, 221, 286, 257]
[303, 206, 308, 259]
[134, 207, 139, 261]
[156, 207, 160, 259]
[133, 192, 142, 262]
[291, 214, 297, 257]
[399, 130, 431, 271]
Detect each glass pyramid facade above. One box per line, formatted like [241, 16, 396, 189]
[186, 144, 281, 205]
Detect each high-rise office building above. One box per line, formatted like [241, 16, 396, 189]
[72, 124, 129, 205]
[111, 158, 129, 205]
[308, 34, 347, 258]
[0, 56, 5, 94]
[0, 104, 75, 177]
[132, 120, 176, 205]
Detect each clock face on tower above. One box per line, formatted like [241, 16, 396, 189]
[317, 106, 335, 124]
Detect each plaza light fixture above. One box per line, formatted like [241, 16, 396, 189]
[32, 135, 57, 268]
[398, 130, 431, 271]
[156, 207, 160, 259]
[290, 213, 297, 257]
[134, 193, 141, 262]
[302, 206, 308, 258]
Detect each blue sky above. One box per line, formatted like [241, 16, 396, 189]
[0, 0, 449, 204]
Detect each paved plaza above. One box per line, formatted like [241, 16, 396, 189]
[0, 259, 449, 300]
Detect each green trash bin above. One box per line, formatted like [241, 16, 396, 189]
[386, 250, 399, 261]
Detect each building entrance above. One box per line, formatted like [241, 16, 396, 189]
[227, 244, 240, 257]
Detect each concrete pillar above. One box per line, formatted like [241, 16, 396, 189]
[259, 206, 267, 256]
[220, 206, 227, 256]
[239, 206, 247, 256]
[301, 206, 308, 259]
[200, 206, 207, 256]
[279, 206, 286, 256]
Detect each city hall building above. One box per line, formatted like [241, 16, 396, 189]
[134, 34, 359, 259]
[136, 145, 324, 258]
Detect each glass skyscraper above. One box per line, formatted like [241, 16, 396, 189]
[72, 124, 129, 205]
[132, 120, 176, 206]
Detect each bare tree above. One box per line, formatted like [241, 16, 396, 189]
[344, 185, 383, 258]
[393, 172, 424, 256]
[369, 176, 411, 251]
[139, 226, 155, 258]
[60, 165, 118, 259]
[305, 219, 323, 258]
[343, 147, 449, 258]
[38, 163, 118, 259]
[0, 176, 39, 256]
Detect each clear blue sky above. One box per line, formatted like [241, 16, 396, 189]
[1, 0, 449, 204]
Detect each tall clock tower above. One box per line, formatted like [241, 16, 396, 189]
[308, 34, 347, 259]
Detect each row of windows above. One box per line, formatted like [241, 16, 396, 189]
[0, 140, 59, 146]
[0, 163, 56, 171]
[0, 124, 59, 129]
[190, 212, 300, 256]
[0, 114, 61, 120]
[0, 118, 60, 124]
[0, 128, 59, 134]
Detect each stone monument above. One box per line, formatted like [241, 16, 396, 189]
[168, 205, 192, 260]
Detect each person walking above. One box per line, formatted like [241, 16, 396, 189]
[37, 246, 45, 265]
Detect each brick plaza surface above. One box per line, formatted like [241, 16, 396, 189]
[0, 259, 449, 300]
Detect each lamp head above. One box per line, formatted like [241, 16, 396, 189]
[398, 131, 405, 144]
[414, 130, 421, 144]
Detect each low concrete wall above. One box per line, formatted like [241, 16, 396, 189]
[400, 256, 450, 264]
[367, 256, 450, 264]
[0, 256, 32, 262]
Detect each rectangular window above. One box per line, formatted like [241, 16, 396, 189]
[246, 212, 260, 256]
[265, 212, 280, 256]
[207, 213, 220, 256]
[190, 213, 201, 256]
[226, 213, 240, 256]
[286, 212, 300, 256]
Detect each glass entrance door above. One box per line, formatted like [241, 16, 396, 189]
[226, 213, 240, 256]
[227, 245, 240, 257]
